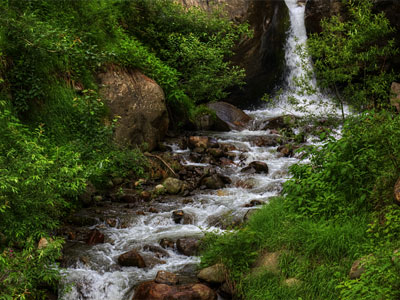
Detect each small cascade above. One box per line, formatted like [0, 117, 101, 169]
[262, 0, 349, 118]
[59, 1, 344, 299]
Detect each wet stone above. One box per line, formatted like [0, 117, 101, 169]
[149, 207, 159, 213]
[144, 245, 170, 258]
[154, 270, 179, 285]
[86, 229, 104, 245]
[176, 238, 200, 256]
[118, 249, 146, 268]
[160, 238, 175, 249]
[172, 210, 185, 224]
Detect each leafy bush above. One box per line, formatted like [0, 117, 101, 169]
[118, 0, 249, 104]
[283, 111, 400, 218]
[308, 0, 398, 110]
[0, 101, 86, 241]
[0, 238, 63, 300]
[338, 249, 400, 300]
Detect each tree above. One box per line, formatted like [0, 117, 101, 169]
[307, 0, 398, 112]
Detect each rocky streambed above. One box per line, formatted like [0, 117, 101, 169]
[58, 107, 338, 300]
[58, 1, 346, 298]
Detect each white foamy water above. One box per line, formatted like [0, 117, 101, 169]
[60, 1, 344, 299]
[268, 0, 350, 118]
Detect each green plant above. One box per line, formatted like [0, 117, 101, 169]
[283, 111, 400, 218]
[307, 0, 398, 110]
[0, 237, 63, 300]
[338, 249, 400, 300]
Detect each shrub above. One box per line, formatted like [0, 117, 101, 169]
[308, 0, 398, 110]
[283, 111, 400, 218]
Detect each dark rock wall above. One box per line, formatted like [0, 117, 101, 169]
[228, 1, 289, 109]
[179, 0, 290, 109]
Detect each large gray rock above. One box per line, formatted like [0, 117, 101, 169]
[98, 66, 169, 151]
[176, 238, 200, 256]
[207, 102, 252, 131]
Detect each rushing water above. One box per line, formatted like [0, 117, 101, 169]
[60, 1, 340, 299]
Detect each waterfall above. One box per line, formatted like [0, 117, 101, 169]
[59, 2, 345, 300]
[267, 0, 348, 118]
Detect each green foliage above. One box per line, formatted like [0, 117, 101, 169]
[201, 197, 368, 299]
[201, 229, 259, 285]
[284, 111, 400, 218]
[338, 249, 400, 300]
[0, 238, 63, 300]
[0, 101, 86, 241]
[118, 0, 249, 104]
[201, 111, 400, 299]
[87, 147, 147, 189]
[308, 0, 398, 110]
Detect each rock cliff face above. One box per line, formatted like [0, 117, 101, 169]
[179, 0, 289, 108]
[98, 66, 169, 151]
[305, 0, 344, 34]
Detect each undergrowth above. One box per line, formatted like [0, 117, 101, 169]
[0, 0, 248, 298]
[201, 111, 400, 299]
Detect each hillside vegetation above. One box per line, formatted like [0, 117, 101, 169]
[0, 0, 248, 298]
[201, 1, 400, 299]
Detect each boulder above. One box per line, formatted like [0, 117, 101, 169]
[241, 161, 269, 174]
[133, 281, 216, 300]
[172, 210, 194, 225]
[154, 271, 179, 286]
[38, 237, 49, 250]
[253, 251, 281, 275]
[143, 245, 170, 258]
[261, 115, 297, 131]
[201, 175, 224, 190]
[176, 238, 200, 256]
[98, 66, 169, 151]
[390, 82, 400, 112]
[163, 177, 183, 195]
[154, 184, 167, 195]
[118, 250, 146, 268]
[160, 238, 175, 249]
[283, 278, 302, 287]
[250, 136, 280, 147]
[197, 264, 226, 284]
[207, 148, 224, 158]
[349, 257, 370, 279]
[188, 136, 209, 149]
[236, 178, 257, 189]
[207, 102, 252, 131]
[86, 229, 105, 245]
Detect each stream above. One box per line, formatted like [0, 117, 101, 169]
[59, 1, 341, 299]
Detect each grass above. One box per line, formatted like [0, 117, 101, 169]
[201, 197, 372, 299]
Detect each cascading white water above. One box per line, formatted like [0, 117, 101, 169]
[59, 2, 343, 299]
[265, 0, 349, 118]
[284, 0, 315, 92]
